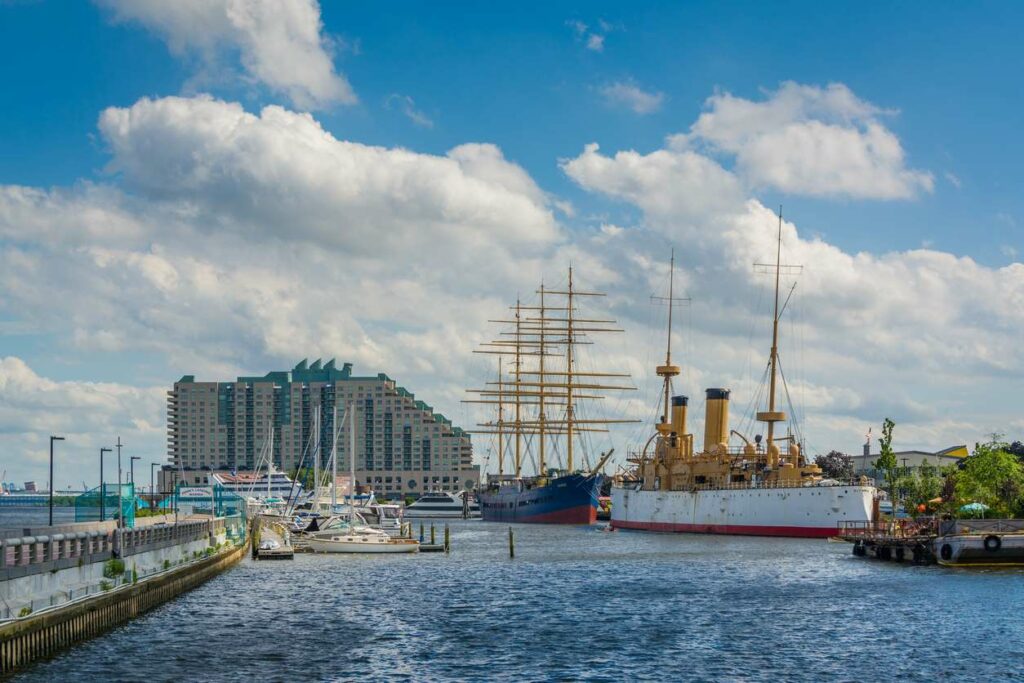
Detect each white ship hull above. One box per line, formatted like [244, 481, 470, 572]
[611, 483, 876, 538]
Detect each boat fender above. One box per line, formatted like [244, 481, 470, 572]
[984, 535, 1002, 552]
[940, 543, 953, 561]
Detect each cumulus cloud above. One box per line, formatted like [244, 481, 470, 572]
[98, 0, 355, 110]
[1, 84, 1020, 483]
[672, 82, 934, 199]
[0, 357, 165, 488]
[599, 81, 665, 114]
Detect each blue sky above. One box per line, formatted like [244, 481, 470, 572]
[3, 1, 1022, 258]
[0, 1, 1022, 484]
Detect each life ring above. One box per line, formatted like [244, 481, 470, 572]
[984, 535, 1002, 552]
[940, 543, 953, 561]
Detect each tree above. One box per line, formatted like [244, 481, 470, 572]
[1007, 440, 1024, 461]
[956, 439, 1024, 517]
[814, 450, 854, 480]
[894, 460, 943, 517]
[873, 418, 898, 514]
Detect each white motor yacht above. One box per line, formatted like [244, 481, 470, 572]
[405, 491, 480, 519]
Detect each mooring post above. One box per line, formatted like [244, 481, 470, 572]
[431, 524, 436, 545]
[509, 527, 515, 559]
[419, 523, 424, 542]
[444, 524, 450, 553]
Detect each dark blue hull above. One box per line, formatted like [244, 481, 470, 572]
[478, 473, 602, 524]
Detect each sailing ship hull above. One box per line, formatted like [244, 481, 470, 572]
[610, 484, 875, 538]
[479, 473, 602, 525]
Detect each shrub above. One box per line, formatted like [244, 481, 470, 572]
[132, 565, 138, 584]
[100, 580, 113, 591]
[162, 559, 171, 570]
[103, 558, 125, 579]
[18, 606, 31, 617]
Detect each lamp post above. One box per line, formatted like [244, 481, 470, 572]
[130, 456, 140, 517]
[49, 436, 65, 526]
[150, 463, 159, 511]
[100, 447, 112, 522]
[115, 436, 123, 529]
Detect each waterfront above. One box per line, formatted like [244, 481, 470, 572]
[9, 519, 1024, 682]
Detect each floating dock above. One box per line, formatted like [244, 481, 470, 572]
[838, 519, 1024, 567]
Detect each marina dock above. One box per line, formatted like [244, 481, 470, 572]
[838, 519, 1024, 567]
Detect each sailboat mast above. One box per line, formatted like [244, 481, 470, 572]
[514, 299, 523, 478]
[566, 267, 575, 472]
[349, 402, 356, 523]
[331, 403, 338, 507]
[267, 426, 274, 499]
[538, 282, 547, 477]
[766, 209, 784, 453]
[314, 405, 321, 507]
[497, 357, 504, 477]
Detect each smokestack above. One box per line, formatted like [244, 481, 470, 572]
[703, 388, 730, 454]
[671, 395, 688, 437]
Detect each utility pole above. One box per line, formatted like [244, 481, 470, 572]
[49, 435, 65, 526]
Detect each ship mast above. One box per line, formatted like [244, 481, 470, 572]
[565, 268, 575, 472]
[514, 299, 522, 477]
[466, 268, 639, 477]
[654, 250, 682, 440]
[538, 282, 547, 476]
[755, 208, 799, 462]
[496, 357, 504, 478]
[766, 211, 783, 455]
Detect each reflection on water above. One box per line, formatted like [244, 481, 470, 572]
[10, 519, 1024, 681]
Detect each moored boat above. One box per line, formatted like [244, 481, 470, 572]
[478, 472, 601, 524]
[405, 490, 479, 518]
[468, 268, 636, 525]
[611, 226, 877, 538]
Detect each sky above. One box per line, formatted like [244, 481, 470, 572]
[0, 0, 1022, 488]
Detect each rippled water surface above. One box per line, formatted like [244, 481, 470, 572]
[12, 521, 1024, 681]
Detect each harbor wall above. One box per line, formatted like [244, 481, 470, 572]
[0, 534, 246, 676]
[0, 517, 236, 618]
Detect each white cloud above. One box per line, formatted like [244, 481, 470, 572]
[672, 82, 933, 199]
[98, 0, 355, 110]
[2, 84, 1022, 484]
[567, 18, 613, 52]
[0, 357, 165, 488]
[385, 94, 434, 128]
[599, 81, 665, 114]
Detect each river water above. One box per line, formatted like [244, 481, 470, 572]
[9, 518, 1024, 681]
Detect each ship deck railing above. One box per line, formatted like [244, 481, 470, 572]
[669, 478, 870, 492]
[839, 520, 937, 539]
[937, 519, 1024, 536]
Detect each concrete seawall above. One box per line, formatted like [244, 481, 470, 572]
[0, 541, 246, 675]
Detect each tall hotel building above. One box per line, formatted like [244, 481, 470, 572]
[167, 359, 478, 496]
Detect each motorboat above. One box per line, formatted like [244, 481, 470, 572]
[306, 527, 419, 554]
[405, 491, 480, 518]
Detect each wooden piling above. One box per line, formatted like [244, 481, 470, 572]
[509, 527, 515, 559]
[444, 524, 450, 554]
[430, 524, 436, 545]
[419, 523, 424, 542]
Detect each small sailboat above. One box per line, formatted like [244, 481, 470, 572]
[307, 403, 419, 554]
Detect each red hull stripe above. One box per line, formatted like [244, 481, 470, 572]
[611, 519, 836, 538]
[514, 504, 596, 525]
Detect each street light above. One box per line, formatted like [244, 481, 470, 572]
[115, 437, 123, 529]
[130, 456, 140, 517]
[99, 447, 112, 522]
[49, 436, 65, 526]
[150, 462, 159, 511]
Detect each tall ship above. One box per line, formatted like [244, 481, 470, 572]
[467, 269, 636, 524]
[611, 217, 877, 538]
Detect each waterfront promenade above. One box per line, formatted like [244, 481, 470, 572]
[0, 510, 246, 675]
